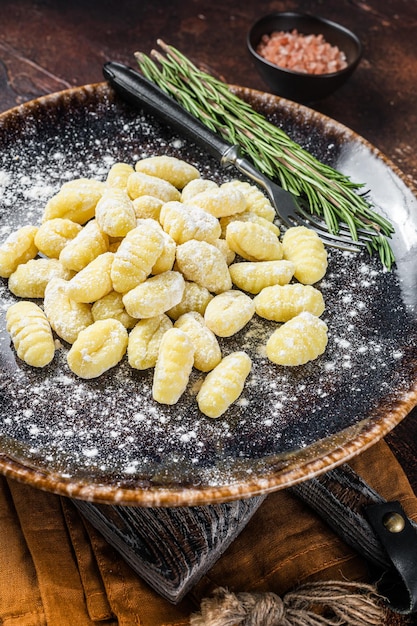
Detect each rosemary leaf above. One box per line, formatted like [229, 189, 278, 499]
[134, 42, 395, 269]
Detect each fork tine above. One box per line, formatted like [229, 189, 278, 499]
[264, 186, 366, 250]
[294, 204, 378, 242]
[283, 213, 365, 251]
[279, 200, 365, 252]
[300, 226, 365, 251]
[232, 155, 368, 252]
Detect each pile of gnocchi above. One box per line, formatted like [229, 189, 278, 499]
[0, 155, 328, 419]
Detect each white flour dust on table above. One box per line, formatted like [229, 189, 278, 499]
[0, 87, 416, 492]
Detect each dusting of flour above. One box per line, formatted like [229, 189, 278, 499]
[0, 91, 415, 494]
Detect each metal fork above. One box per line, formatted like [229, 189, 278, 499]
[219, 144, 373, 252]
[103, 61, 372, 252]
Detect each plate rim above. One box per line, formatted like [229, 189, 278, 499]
[0, 81, 416, 507]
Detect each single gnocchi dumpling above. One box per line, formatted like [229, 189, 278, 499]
[44, 277, 94, 344]
[6, 301, 55, 367]
[122, 270, 185, 319]
[181, 178, 218, 202]
[229, 260, 295, 294]
[204, 290, 255, 337]
[282, 226, 328, 284]
[95, 188, 136, 238]
[175, 311, 222, 372]
[34, 218, 82, 258]
[132, 195, 164, 220]
[59, 219, 109, 272]
[106, 162, 135, 189]
[8, 258, 73, 299]
[166, 281, 213, 320]
[225, 221, 283, 262]
[266, 311, 328, 366]
[135, 155, 200, 189]
[254, 283, 325, 322]
[91, 291, 136, 329]
[159, 201, 221, 245]
[0, 225, 39, 278]
[221, 180, 276, 222]
[66, 252, 114, 303]
[152, 327, 195, 405]
[127, 171, 181, 203]
[42, 178, 105, 224]
[197, 351, 252, 418]
[110, 220, 165, 293]
[67, 318, 128, 379]
[220, 211, 280, 238]
[190, 186, 246, 218]
[128, 314, 173, 370]
[176, 240, 232, 294]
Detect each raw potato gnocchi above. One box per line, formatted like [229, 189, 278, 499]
[59, 219, 109, 272]
[151, 231, 176, 275]
[152, 327, 195, 405]
[132, 195, 164, 220]
[204, 290, 255, 337]
[6, 301, 55, 367]
[266, 312, 328, 366]
[0, 225, 39, 278]
[135, 155, 200, 189]
[2, 154, 332, 421]
[254, 283, 325, 322]
[67, 318, 128, 379]
[197, 351, 252, 418]
[190, 185, 246, 218]
[181, 178, 218, 202]
[175, 240, 232, 294]
[225, 221, 283, 262]
[66, 252, 114, 303]
[95, 188, 136, 238]
[8, 258, 72, 298]
[122, 270, 185, 319]
[106, 162, 135, 189]
[111, 220, 164, 293]
[221, 180, 276, 222]
[127, 171, 181, 203]
[128, 314, 173, 370]
[220, 211, 280, 238]
[34, 218, 82, 258]
[167, 281, 213, 320]
[159, 201, 221, 244]
[42, 178, 105, 224]
[229, 260, 295, 294]
[213, 238, 236, 266]
[44, 277, 94, 344]
[282, 226, 328, 284]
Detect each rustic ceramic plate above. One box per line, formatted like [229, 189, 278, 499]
[0, 83, 416, 506]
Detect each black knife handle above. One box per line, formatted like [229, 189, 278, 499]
[103, 61, 235, 163]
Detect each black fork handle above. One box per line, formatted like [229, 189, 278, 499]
[103, 61, 236, 164]
[103, 61, 289, 208]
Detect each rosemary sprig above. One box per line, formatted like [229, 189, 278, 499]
[134, 41, 395, 269]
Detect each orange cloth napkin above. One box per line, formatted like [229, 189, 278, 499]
[0, 439, 415, 625]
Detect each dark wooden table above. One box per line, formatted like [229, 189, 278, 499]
[1, 0, 417, 611]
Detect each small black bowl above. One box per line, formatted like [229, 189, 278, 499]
[247, 12, 362, 103]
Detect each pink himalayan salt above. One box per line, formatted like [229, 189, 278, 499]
[256, 29, 348, 75]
